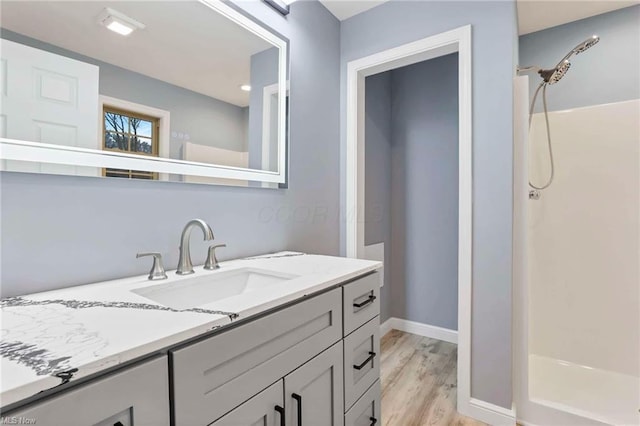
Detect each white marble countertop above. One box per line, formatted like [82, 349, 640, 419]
[0, 252, 381, 408]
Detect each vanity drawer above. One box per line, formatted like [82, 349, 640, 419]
[6, 356, 169, 426]
[343, 273, 380, 336]
[343, 316, 381, 410]
[344, 380, 381, 426]
[171, 288, 342, 425]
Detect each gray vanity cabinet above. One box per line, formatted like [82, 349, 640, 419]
[341, 273, 381, 426]
[284, 342, 344, 426]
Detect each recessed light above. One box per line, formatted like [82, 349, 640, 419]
[97, 8, 145, 36]
[240, 85, 251, 92]
[106, 20, 134, 36]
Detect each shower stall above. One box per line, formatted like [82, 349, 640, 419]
[513, 59, 640, 426]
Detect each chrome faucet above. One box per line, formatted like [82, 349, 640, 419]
[176, 219, 214, 275]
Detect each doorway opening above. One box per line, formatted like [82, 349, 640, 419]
[344, 26, 500, 424]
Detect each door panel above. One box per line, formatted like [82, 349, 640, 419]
[285, 341, 344, 426]
[0, 39, 99, 176]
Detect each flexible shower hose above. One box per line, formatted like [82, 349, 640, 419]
[528, 82, 555, 190]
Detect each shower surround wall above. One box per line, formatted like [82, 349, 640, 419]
[518, 6, 640, 424]
[364, 54, 459, 330]
[343, 0, 518, 408]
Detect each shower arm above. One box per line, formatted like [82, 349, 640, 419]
[517, 65, 541, 74]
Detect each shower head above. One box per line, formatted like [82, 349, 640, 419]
[573, 35, 600, 55]
[532, 35, 599, 85]
[539, 60, 571, 84]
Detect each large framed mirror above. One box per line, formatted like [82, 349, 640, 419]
[0, 0, 289, 187]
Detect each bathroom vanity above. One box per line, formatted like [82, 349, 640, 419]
[0, 253, 382, 426]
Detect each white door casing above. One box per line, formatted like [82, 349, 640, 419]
[0, 39, 100, 176]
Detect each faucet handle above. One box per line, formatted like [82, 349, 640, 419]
[136, 252, 168, 280]
[204, 244, 226, 270]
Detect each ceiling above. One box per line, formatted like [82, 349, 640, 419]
[517, 0, 640, 35]
[319, 0, 639, 35]
[318, 0, 389, 21]
[0, 1, 275, 107]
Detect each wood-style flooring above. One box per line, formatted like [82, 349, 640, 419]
[380, 330, 488, 426]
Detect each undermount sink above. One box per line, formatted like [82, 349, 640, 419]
[131, 267, 299, 310]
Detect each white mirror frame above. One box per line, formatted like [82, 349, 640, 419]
[0, 0, 289, 185]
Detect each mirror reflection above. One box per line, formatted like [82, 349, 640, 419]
[0, 1, 286, 185]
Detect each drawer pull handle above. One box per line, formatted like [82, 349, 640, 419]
[275, 405, 285, 426]
[292, 393, 302, 426]
[370, 417, 378, 425]
[354, 351, 376, 370]
[353, 295, 376, 308]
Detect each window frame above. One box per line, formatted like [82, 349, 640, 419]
[102, 105, 160, 180]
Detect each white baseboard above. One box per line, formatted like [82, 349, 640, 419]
[380, 318, 393, 337]
[465, 398, 516, 425]
[380, 317, 458, 344]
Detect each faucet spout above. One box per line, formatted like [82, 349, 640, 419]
[176, 219, 214, 275]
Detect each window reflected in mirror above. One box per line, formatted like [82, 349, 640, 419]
[103, 107, 159, 180]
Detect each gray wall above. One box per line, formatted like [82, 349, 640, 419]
[0, 29, 249, 158]
[364, 54, 458, 329]
[0, 1, 341, 298]
[390, 54, 459, 330]
[364, 72, 392, 322]
[520, 5, 640, 113]
[249, 47, 280, 171]
[341, 0, 517, 408]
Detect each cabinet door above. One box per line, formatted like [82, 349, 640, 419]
[211, 380, 284, 426]
[284, 342, 344, 426]
[5, 356, 169, 426]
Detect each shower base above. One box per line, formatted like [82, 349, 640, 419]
[529, 354, 639, 425]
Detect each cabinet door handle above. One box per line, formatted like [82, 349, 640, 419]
[353, 351, 376, 370]
[292, 393, 302, 426]
[369, 417, 378, 425]
[275, 405, 285, 426]
[353, 295, 376, 308]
